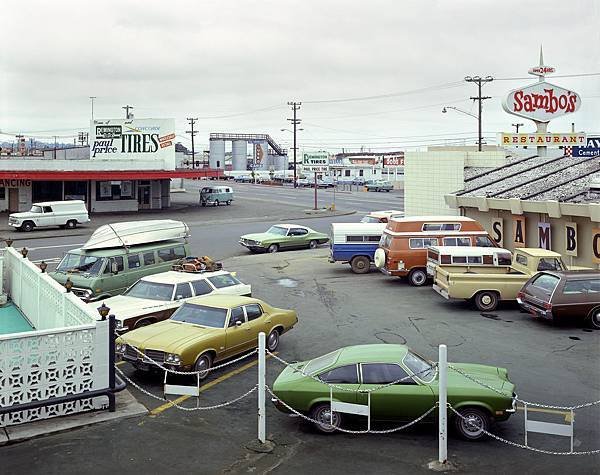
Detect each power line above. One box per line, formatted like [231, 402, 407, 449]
[302, 81, 465, 104]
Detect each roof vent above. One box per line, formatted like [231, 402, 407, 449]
[590, 177, 600, 192]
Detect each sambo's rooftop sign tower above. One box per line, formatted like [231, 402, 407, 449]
[500, 47, 584, 156]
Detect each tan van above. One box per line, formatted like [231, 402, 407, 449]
[374, 216, 498, 286]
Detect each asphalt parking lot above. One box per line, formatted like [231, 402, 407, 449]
[2, 247, 598, 474]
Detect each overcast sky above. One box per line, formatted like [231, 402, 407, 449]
[1, 0, 599, 152]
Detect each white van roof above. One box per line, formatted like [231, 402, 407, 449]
[332, 223, 387, 234]
[391, 216, 476, 223]
[428, 246, 511, 256]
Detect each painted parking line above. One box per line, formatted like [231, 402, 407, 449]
[516, 405, 573, 422]
[148, 352, 277, 417]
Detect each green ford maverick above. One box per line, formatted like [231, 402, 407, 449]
[272, 344, 516, 440]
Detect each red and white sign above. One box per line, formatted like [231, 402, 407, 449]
[383, 156, 404, 167]
[528, 66, 555, 76]
[502, 81, 581, 123]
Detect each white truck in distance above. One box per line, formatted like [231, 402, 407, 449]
[9, 200, 90, 232]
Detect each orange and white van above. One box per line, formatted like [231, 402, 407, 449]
[373, 216, 498, 286]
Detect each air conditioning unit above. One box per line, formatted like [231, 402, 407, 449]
[590, 177, 600, 192]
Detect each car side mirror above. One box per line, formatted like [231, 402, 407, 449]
[176, 295, 183, 300]
[235, 320, 243, 327]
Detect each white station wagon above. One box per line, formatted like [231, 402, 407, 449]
[91, 270, 252, 332]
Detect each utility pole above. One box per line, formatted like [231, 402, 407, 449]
[122, 105, 134, 119]
[78, 131, 88, 146]
[464, 76, 493, 151]
[287, 101, 301, 188]
[53, 136, 57, 159]
[512, 123, 524, 133]
[186, 118, 198, 169]
[89, 96, 96, 121]
[15, 134, 24, 155]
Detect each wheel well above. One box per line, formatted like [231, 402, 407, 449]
[195, 350, 216, 366]
[23, 220, 35, 226]
[587, 305, 600, 317]
[472, 289, 500, 300]
[271, 325, 284, 335]
[451, 402, 494, 419]
[135, 315, 158, 327]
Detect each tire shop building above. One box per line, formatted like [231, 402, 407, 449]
[0, 118, 220, 213]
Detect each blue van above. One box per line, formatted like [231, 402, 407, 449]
[329, 223, 387, 273]
[199, 186, 234, 207]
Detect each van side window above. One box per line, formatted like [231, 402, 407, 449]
[443, 237, 471, 246]
[143, 252, 156, 265]
[105, 256, 124, 274]
[453, 256, 467, 264]
[409, 238, 438, 249]
[440, 255, 451, 264]
[422, 223, 460, 231]
[43, 206, 52, 213]
[467, 256, 482, 264]
[475, 236, 495, 247]
[158, 246, 186, 262]
[483, 255, 493, 265]
[497, 253, 512, 265]
[128, 254, 141, 269]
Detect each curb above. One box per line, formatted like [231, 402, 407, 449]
[280, 210, 357, 221]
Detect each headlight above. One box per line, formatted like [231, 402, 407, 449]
[115, 343, 126, 354]
[165, 353, 181, 365]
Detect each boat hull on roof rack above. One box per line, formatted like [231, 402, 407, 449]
[82, 220, 190, 250]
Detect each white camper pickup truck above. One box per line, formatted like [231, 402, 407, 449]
[9, 200, 90, 232]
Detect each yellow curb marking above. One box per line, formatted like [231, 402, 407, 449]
[516, 405, 573, 422]
[148, 352, 276, 416]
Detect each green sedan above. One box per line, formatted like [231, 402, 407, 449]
[239, 224, 329, 253]
[272, 344, 516, 440]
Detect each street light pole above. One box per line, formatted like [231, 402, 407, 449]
[464, 76, 493, 151]
[89, 96, 96, 121]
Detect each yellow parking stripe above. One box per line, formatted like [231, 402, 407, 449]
[149, 352, 277, 416]
[516, 405, 573, 422]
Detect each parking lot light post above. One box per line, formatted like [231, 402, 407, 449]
[258, 332, 266, 444]
[314, 171, 318, 210]
[438, 344, 448, 464]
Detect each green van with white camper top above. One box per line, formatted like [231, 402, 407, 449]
[50, 220, 191, 302]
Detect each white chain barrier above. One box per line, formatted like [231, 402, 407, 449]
[123, 344, 258, 376]
[115, 365, 258, 411]
[266, 385, 437, 435]
[266, 350, 437, 392]
[447, 363, 600, 410]
[448, 405, 600, 456]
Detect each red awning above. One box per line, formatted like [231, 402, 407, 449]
[0, 169, 224, 181]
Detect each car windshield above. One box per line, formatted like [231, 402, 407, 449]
[56, 253, 106, 275]
[124, 281, 174, 301]
[403, 351, 436, 383]
[304, 350, 341, 375]
[361, 216, 380, 223]
[267, 226, 288, 236]
[170, 303, 228, 328]
[30, 205, 42, 213]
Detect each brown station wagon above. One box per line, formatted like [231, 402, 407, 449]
[517, 270, 600, 329]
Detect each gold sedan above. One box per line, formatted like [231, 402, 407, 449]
[115, 295, 298, 377]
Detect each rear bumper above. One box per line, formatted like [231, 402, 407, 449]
[517, 298, 552, 319]
[432, 284, 449, 300]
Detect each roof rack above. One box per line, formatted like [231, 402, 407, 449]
[172, 256, 223, 273]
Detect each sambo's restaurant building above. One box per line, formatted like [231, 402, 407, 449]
[0, 118, 220, 213]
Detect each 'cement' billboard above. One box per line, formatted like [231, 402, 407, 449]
[90, 119, 175, 161]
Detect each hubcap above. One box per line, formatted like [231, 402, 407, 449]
[461, 413, 484, 436]
[268, 332, 278, 350]
[593, 312, 600, 326]
[317, 407, 339, 430]
[196, 358, 209, 377]
[413, 272, 425, 284]
[481, 295, 492, 305]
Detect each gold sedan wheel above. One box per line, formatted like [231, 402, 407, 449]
[194, 353, 213, 380]
[267, 329, 280, 351]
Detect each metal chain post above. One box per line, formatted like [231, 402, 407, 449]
[258, 332, 266, 444]
[438, 344, 448, 464]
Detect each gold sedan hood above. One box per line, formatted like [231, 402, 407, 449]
[120, 320, 220, 354]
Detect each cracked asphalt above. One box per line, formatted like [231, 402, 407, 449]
[2, 249, 598, 474]
[1, 184, 598, 474]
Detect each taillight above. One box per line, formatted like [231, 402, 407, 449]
[517, 291, 524, 299]
[543, 302, 552, 310]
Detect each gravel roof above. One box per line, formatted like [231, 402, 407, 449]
[457, 155, 600, 203]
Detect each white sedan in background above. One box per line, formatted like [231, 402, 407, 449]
[90, 270, 251, 332]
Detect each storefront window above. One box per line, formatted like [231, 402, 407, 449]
[0, 187, 5, 200]
[96, 181, 135, 201]
[64, 181, 87, 201]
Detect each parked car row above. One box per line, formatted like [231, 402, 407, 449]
[329, 213, 600, 329]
